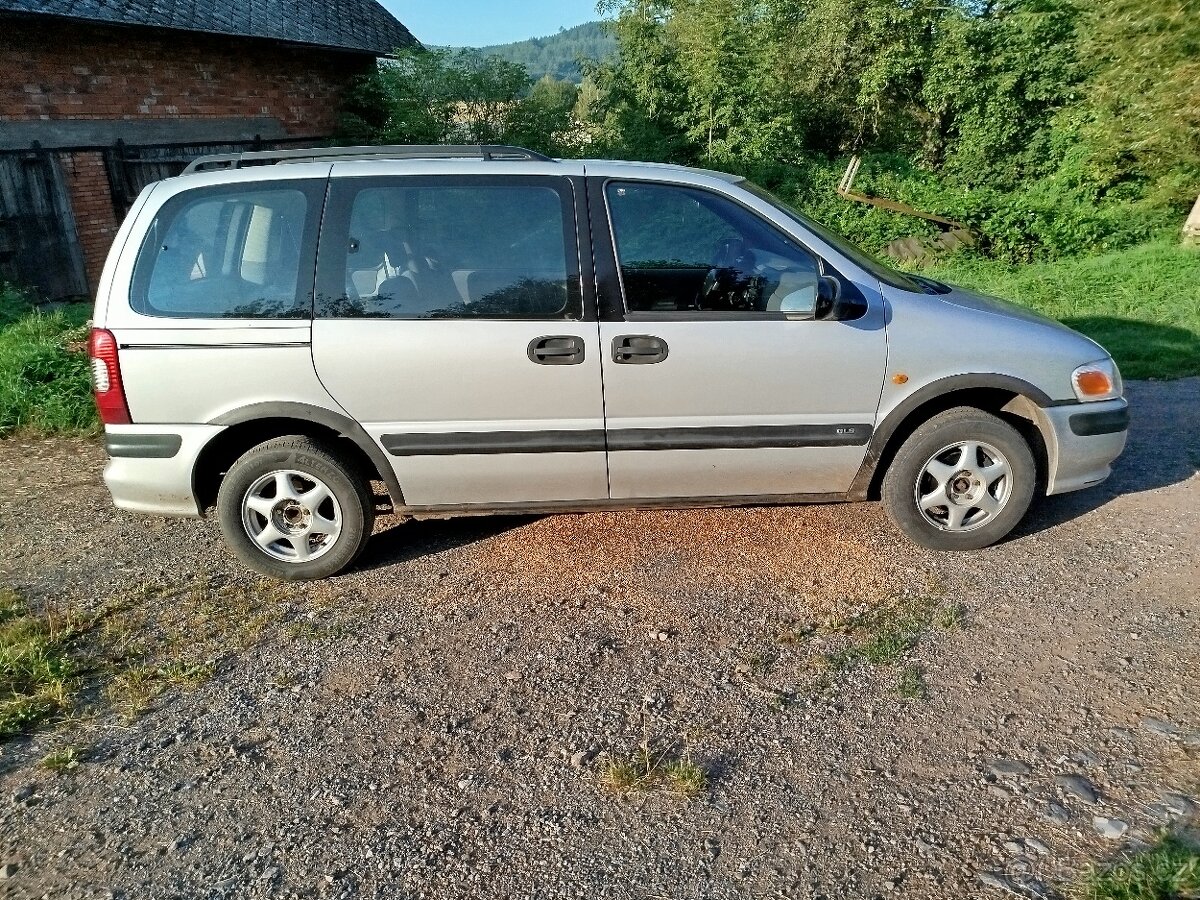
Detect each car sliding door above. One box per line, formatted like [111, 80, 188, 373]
[311, 171, 608, 509]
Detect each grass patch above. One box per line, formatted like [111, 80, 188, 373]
[0, 588, 81, 739]
[923, 242, 1200, 380]
[599, 747, 707, 798]
[897, 664, 928, 699]
[1070, 833, 1200, 900]
[824, 595, 947, 670]
[40, 746, 81, 773]
[0, 283, 96, 436]
[0, 575, 298, 739]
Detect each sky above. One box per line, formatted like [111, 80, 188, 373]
[382, 1, 604, 48]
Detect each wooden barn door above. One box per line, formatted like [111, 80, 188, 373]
[0, 149, 89, 300]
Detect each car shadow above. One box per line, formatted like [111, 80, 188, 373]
[1010, 376, 1200, 539]
[355, 513, 536, 571]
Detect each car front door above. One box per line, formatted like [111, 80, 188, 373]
[593, 177, 889, 501]
[311, 168, 608, 509]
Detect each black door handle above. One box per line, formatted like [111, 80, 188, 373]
[528, 335, 585, 365]
[613, 335, 669, 365]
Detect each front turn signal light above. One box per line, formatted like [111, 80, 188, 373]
[1072, 359, 1122, 402]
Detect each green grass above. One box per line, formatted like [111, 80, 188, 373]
[599, 747, 708, 798]
[1071, 834, 1200, 900]
[39, 746, 81, 773]
[923, 242, 1200, 380]
[0, 588, 80, 739]
[897, 664, 928, 699]
[0, 284, 96, 436]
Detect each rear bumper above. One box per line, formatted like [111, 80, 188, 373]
[1041, 398, 1129, 495]
[102, 424, 224, 517]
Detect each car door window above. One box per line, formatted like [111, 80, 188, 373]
[606, 182, 821, 315]
[318, 177, 579, 320]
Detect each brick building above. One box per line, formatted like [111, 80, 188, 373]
[0, 0, 417, 298]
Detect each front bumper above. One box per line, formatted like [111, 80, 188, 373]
[103, 424, 225, 517]
[1040, 398, 1129, 495]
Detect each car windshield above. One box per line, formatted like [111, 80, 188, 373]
[739, 180, 925, 292]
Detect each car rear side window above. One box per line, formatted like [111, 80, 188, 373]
[316, 176, 580, 320]
[131, 183, 319, 319]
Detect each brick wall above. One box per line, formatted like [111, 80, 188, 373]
[62, 152, 121, 292]
[0, 15, 376, 292]
[0, 18, 373, 133]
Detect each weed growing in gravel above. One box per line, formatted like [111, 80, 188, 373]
[0, 574, 301, 740]
[0, 587, 81, 739]
[103, 575, 293, 714]
[1070, 833, 1200, 900]
[39, 746, 81, 773]
[599, 747, 707, 798]
[897, 665, 928, 700]
[823, 596, 960, 671]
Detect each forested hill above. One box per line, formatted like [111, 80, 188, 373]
[453, 22, 615, 83]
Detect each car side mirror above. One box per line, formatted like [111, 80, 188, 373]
[813, 275, 867, 322]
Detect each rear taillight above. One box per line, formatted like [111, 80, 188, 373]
[87, 328, 132, 425]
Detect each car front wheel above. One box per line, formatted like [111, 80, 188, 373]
[882, 406, 1036, 551]
[216, 435, 374, 581]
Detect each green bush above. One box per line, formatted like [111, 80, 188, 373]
[0, 284, 97, 436]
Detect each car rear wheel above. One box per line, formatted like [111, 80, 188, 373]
[882, 407, 1036, 551]
[217, 435, 374, 581]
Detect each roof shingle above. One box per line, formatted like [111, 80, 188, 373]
[0, 0, 419, 56]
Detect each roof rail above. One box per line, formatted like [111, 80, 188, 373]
[182, 144, 554, 174]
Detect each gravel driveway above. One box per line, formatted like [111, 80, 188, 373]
[1, 379, 1198, 900]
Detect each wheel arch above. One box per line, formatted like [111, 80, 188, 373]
[851, 374, 1054, 501]
[194, 403, 404, 513]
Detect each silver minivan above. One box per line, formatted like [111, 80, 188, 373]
[89, 145, 1129, 580]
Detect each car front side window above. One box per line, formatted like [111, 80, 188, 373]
[605, 181, 821, 316]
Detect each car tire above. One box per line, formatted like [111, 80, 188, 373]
[882, 406, 1036, 551]
[216, 435, 375, 581]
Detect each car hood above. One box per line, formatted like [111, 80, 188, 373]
[936, 284, 1063, 329]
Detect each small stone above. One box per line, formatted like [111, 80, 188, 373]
[9, 786, 34, 805]
[1109, 726, 1134, 741]
[989, 760, 1031, 778]
[978, 871, 1021, 894]
[503, 671, 520, 681]
[1056, 774, 1099, 805]
[1041, 801, 1071, 824]
[1162, 793, 1196, 817]
[569, 750, 589, 770]
[1093, 816, 1129, 840]
[1141, 718, 1181, 740]
[1024, 837, 1051, 856]
[703, 838, 721, 861]
[0, 862, 16, 879]
[1003, 840, 1024, 855]
[988, 785, 1011, 800]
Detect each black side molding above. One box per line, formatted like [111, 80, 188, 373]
[383, 430, 607, 456]
[381, 424, 873, 456]
[608, 423, 872, 451]
[106, 433, 183, 459]
[1069, 407, 1130, 437]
